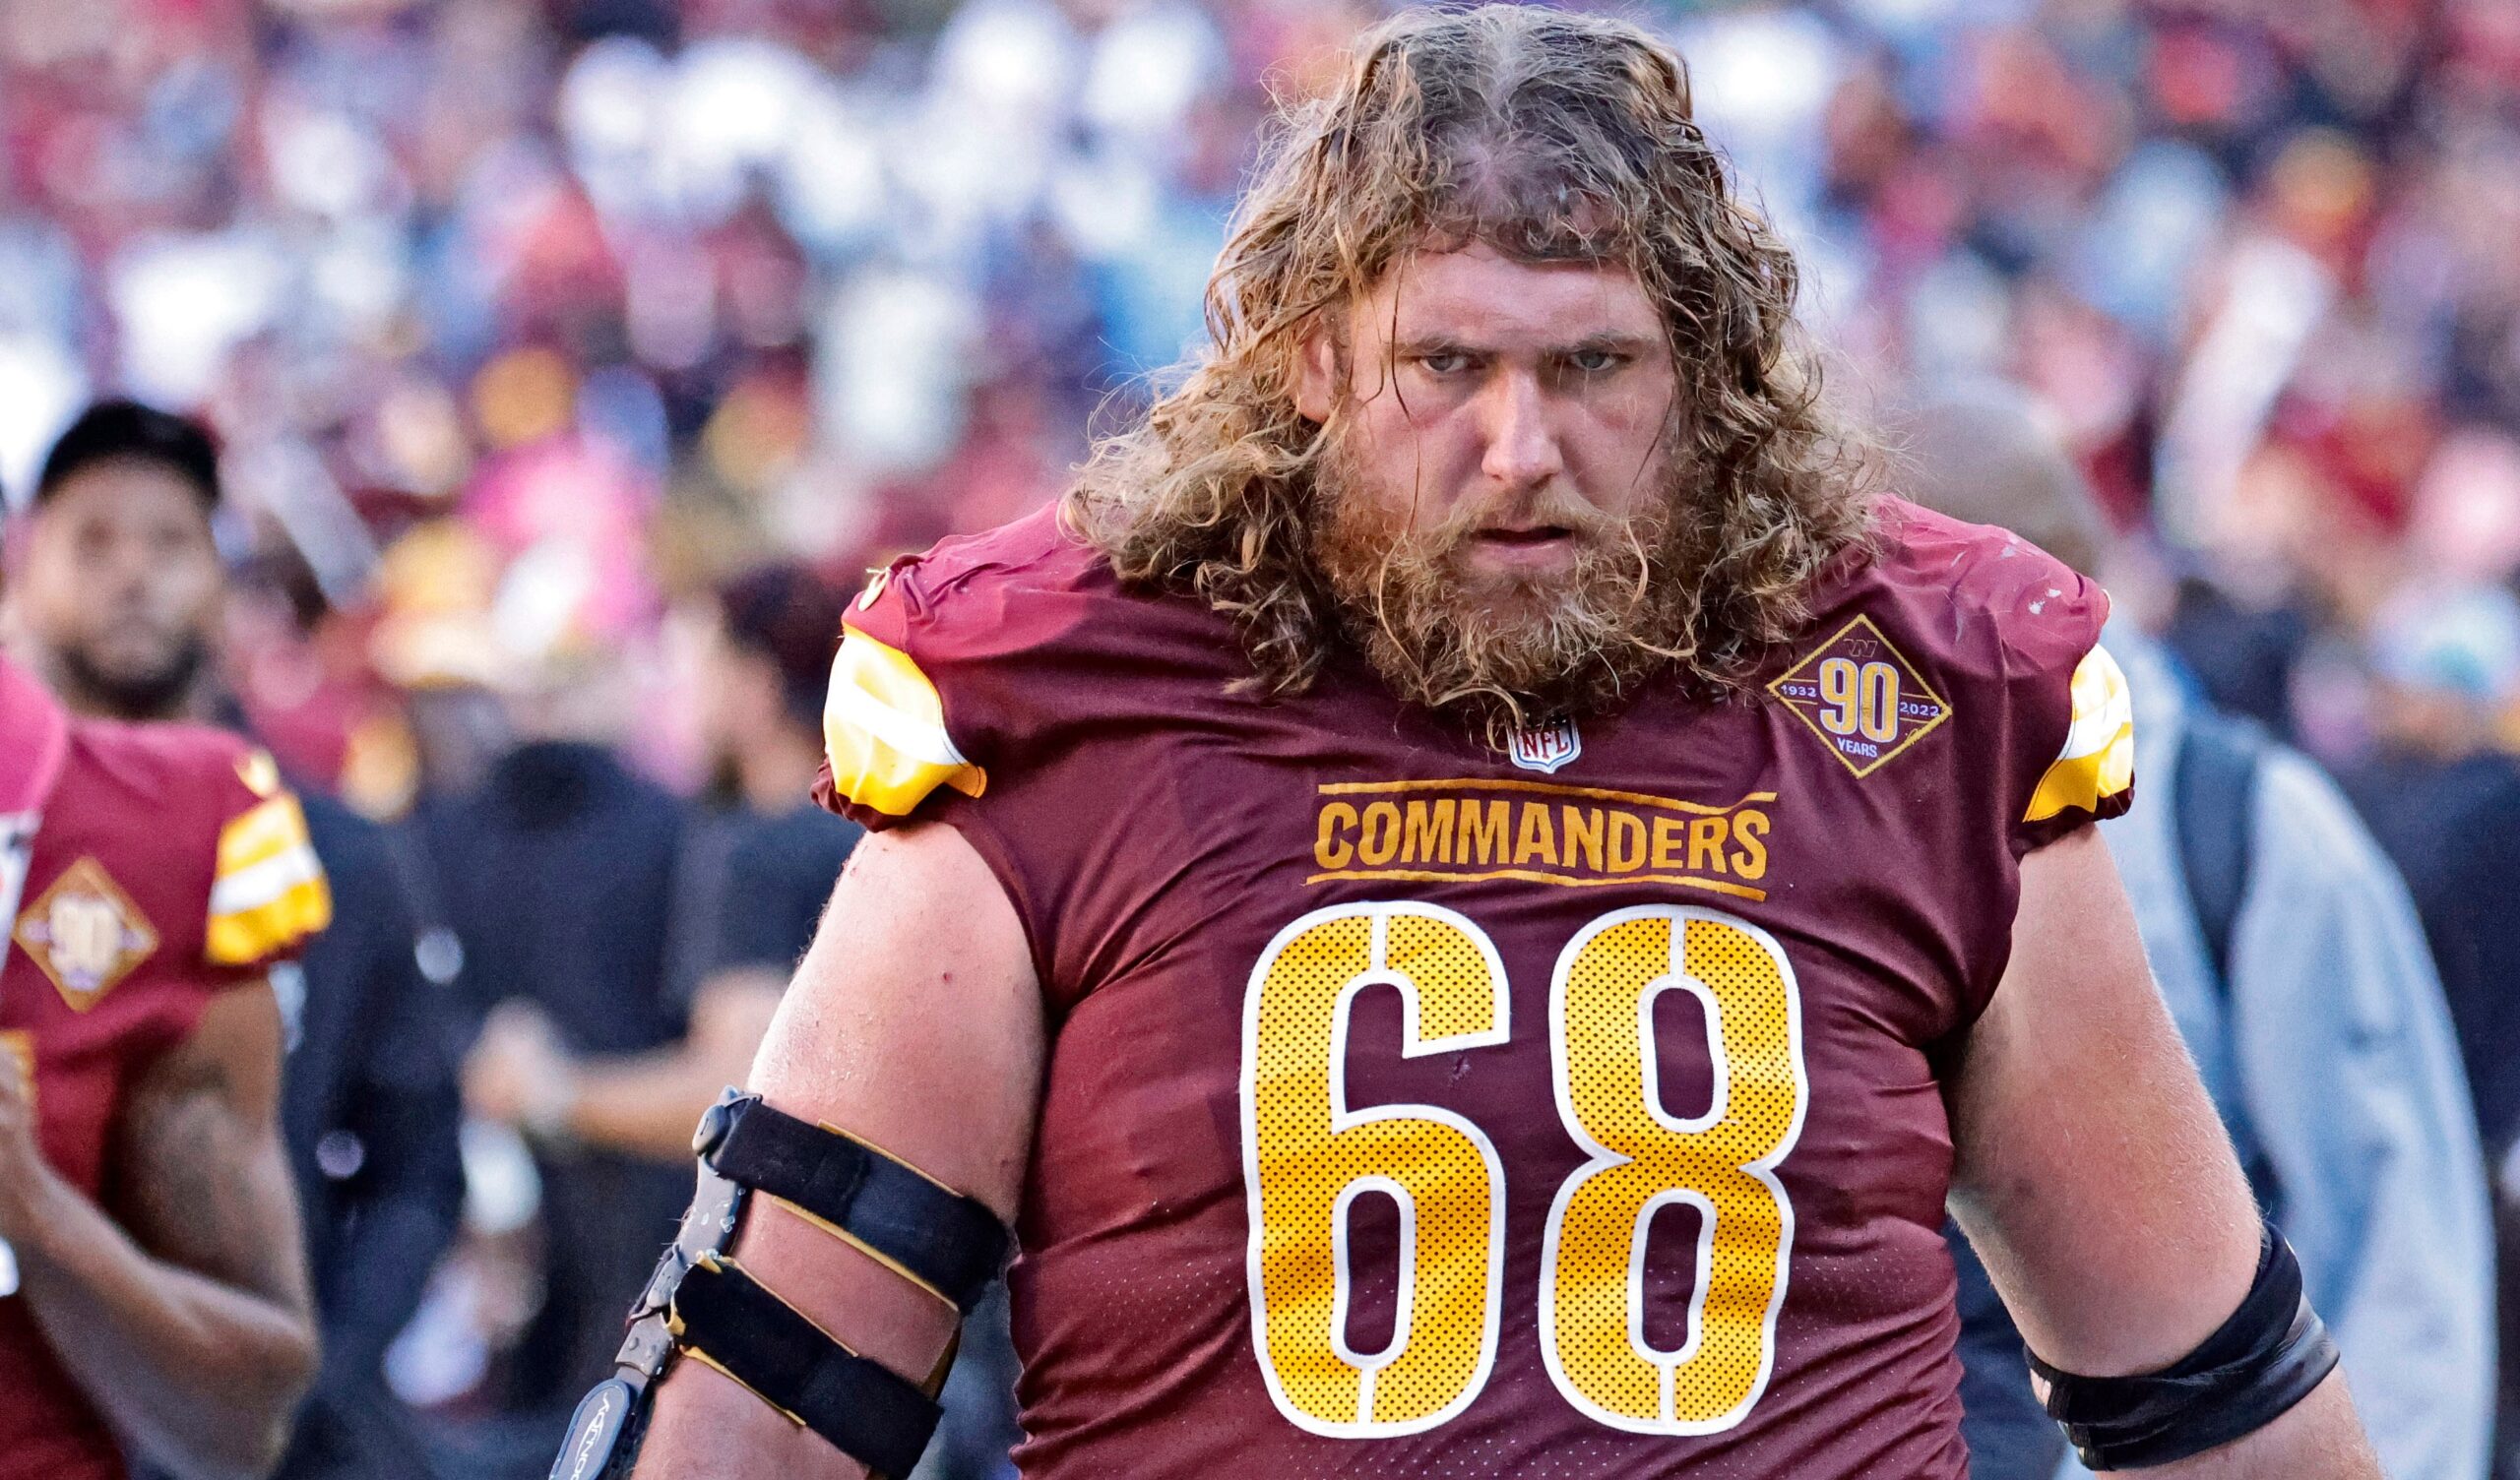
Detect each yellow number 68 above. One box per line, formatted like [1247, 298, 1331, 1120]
[1240, 901, 1807, 1439]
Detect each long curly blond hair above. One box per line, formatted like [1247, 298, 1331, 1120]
[1064, 4, 1872, 700]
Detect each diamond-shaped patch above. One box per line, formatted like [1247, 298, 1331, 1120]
[13, 857, 158, 1011]
[1769, 615, 1952, 778]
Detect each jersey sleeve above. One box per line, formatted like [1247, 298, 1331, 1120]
[809, 514, 1168, 1006]
[204, 747, 334, 971]
[2005, 586, 2136, 855]
[816, 561, 994, 832]
[2017, 640, 2135, 842]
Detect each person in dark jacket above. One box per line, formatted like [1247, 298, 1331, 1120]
[1903, 392, 2492, 1480]
[421, 727, 690, 1464]
[274, 792, 466, 1480]
[465, 564, 857, 1159]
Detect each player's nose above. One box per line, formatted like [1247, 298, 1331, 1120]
[1476, 368, 1566, 492]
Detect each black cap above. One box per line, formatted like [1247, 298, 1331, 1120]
[35, 399, 220, 513]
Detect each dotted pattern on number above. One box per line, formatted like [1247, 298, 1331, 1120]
[1249, 907, 1499, 1429]
[1550, 913, 1800, 1427]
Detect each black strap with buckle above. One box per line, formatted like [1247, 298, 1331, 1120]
[671, 1256, 941, 1477]
[700, 1092, 1010, 1311]
[549, 1089, 1013, 1480]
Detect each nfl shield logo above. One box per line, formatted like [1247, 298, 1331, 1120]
[1508, 717, 1582, 773]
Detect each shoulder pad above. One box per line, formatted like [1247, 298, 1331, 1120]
[823, 624, 988, 823]
[207, 748, 333, 967]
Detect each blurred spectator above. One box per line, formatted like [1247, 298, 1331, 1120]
[413, 693, 687, 1477]
[270, 783, 465, 1480]
[2340, 585, 2520, 1150]
[2333, 583, 2520, 1466]
[4, 401, 225, 720]
[464, 562, 859, 1161]
[457, 560, 1025, 1478]
[350, 460, 689, 1476]
[3, 399, 466, 1480]
[1902, 390, 2495, 1480]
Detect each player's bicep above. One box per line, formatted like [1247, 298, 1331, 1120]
[1946, 826, 2259, 1378]
[110, 982, 312, 1315]
[749, 821, 1042, 1216]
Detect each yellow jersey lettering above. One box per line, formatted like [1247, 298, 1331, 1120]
[1649, 816, 1685, 872]
[1687, 816, 1730, 874]
[1306, 782, 1782, 902]
[1315, 803, 1359, 870]
[1561, 806, 1605, 872]
[1514, 803, 1558, 867]
[1606, 813, 1648, 874]
[1459, 800, 1511, 866]
[1403, 800, 1456, 866]
[1730, 811, 1770, 881]
[1358, 802, 1403, 867]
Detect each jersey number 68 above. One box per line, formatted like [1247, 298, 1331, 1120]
[1238, 901, 1808, 1439]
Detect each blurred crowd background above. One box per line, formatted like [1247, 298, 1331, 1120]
[1, 0, 2518, 1477]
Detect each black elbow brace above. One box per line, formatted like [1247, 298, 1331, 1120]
[550, 1089, 1014, 1480]
[2027, 1225, 2340, 1469]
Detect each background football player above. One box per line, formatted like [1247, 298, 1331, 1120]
[5, 400, 464, 1480]
[0, 624, 331, 1474]
[606, 8, 2382, 1477]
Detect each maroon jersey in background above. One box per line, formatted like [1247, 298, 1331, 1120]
[0, 654, 332, 1480]
[816, 497, 2133, 1478]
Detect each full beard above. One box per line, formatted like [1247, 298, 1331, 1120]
[55, 635, 210, 722]
[1306, 433, 1696, 749]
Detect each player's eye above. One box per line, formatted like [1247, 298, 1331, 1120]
[1565, 347, 1628, 375]
[1415, 351, 1475, 376]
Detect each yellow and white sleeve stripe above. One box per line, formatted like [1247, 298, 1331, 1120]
[824, 632, 987, 819]
[208, 792, 333, 965]
[2023, 642, 2135, 823]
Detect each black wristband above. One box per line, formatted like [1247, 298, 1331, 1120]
[2027, 1226, 2340, 1469]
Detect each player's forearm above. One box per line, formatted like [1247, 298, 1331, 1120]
[566, 976, 786, 1161]
[2138, 1374, 2382, 1479]
[631, 830, 1036, 1477]
[638, 1362, 888, 1479]
[13, 1161, 317, 1480]
[632, 1206, 961, 1479]
[537, 980, 783, 1162]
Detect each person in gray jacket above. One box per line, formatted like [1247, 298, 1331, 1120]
[1904, 391, 2495, 1480]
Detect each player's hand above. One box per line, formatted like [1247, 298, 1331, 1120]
[464, 1001, 579, 1141]
[0, 1043, 61, 1246]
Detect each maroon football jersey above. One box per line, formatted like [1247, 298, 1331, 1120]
[0, 655, 332, 1480]
[817, 497, 2132, 1477]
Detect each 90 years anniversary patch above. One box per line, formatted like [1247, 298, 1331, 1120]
[1768, 615, 1951, 778]
[12, 856, 159, 1011]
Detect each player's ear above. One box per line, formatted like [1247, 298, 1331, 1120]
[1292, 320, 1340, 424]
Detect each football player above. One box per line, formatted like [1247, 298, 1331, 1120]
[8, 398, 466, 1480]
[0, 637, 331, 1480]
[586, 9, 2381, 1477]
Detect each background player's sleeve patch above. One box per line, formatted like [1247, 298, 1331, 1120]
[207, 790, 333, 966]
[2023, 642, 2134, 825]
[823, 631, 987, 820]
